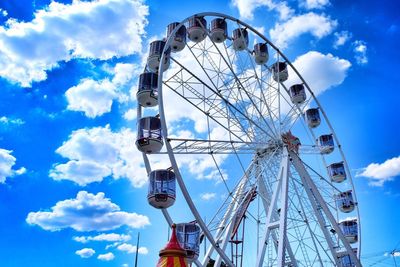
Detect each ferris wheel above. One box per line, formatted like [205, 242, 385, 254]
[135, 12, 361, 267]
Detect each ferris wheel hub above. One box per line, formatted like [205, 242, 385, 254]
[281, 131, 301, 153]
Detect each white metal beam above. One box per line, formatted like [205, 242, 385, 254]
[256, 148, 291, 267]
[257, 157, 298, 267]
[277, 149, 290, 267]
[204, 167, 251, 266]
[289, 151, 361, 267]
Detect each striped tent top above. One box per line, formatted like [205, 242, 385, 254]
[156, 224, 188, 267]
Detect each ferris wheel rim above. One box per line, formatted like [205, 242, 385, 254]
[136, 11, 362, 266]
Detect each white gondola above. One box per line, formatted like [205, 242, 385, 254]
[305, 108, 321, 128]
[147, 40, 170, 73]
[335, 190, 355, 213]
[272, 61, 288, 82]
[317, 134, 334, 154]
[253, 43, 269, 65]
[337, 249, 358, 267]
[232, 28, 249, 51]
[147, 169, 176, 209]
[339, 219, 358, 244]
[187, 16, 207, 43]
[176, 223, 200, 263]
[328, 162, 346, 183]
[167, 22, 186, 52]
[136, 117, 163, 154]
[137, 72, 158, 107]
[289, 84, 306, 104]
[210, 18, 227, 43]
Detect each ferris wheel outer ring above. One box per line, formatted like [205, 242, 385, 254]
[143, 11, 362, 264]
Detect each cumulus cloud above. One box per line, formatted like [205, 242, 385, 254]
[333, 31, 352, 48]
[270, 12, 337, 48]
[0, 0, 148, 87]
[50, 125, 147, 187]
[231, 0, 294, 21]
[356, 156, 400, 186]
[285, 51, 351, 96]
[200, 192, 216, 201]
[117, 243, 149, 254]
[73, 233, 131, 243]
[66, 63, 139, 118]
[98, 252, 115, 261]
[66, 79, 118, 118]
[0, 149, 26, 183]
[26, 191, 150, 231]
[50, 160, 111, 186]
[301, 0, 330, 9]
[75, 248, 95, 258]
[353, 40, 368, 65]
[111, 63, 141, 86]
[123, 108, 137, 121]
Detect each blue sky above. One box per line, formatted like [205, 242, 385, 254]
[0, 0, 399, 266]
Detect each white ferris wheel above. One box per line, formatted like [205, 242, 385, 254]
[135, 12, 361, 267]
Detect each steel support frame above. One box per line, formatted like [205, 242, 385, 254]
[256, 147, 292, 267]
[201, 165, 252, 266]
[257, 157, 298, 267]
[289, 151, 361, 267]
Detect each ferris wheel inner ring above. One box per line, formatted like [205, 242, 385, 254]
[136, 12, 362, 267]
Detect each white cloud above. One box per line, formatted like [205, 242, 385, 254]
[117, 243, 149, 254]
[0, 149, 26, 183]
[301, 0, 330, 9]
[231, 0, 294, 21]
[73, 233, 131, 243]
[50, 160, 111, 186]
[200, 192, 217, 201]
[0, 9, 7, 17]
[106, 242, 121, 250]
[333, 31, 352, 48]
[65, 63, 139, 118]
[14, 167, 27, 175]
[26, 191, 150, 231]
[0, 116, 25, 126]
[356, 156, 400, 187]
[138, 247, 149, 254]
[66, 79, 118, 118]
[353, 40, 368, 65]
[75, 248, 95, 258]
[285, 51, 351, 96]
[98, 252, 115, 261]
[123, 108, 137, 121]
[0, 0, 148, 87]
[122, 264, 129, 267]
[50, 125, 148, 187]
[112, 63, 141, 86]
[270, 12, 337, 48]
